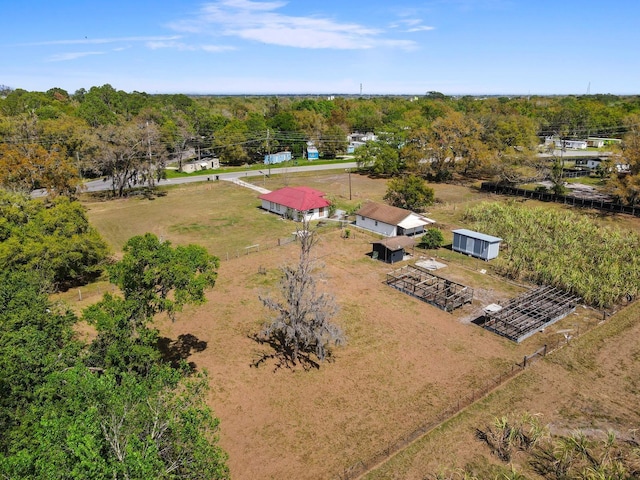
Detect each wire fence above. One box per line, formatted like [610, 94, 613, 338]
[334, 311, 610, 480]
[216, 220, 351, 262]
[480, 182, 640, 217]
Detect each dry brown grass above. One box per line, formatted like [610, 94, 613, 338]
[74, 172, 640, 479]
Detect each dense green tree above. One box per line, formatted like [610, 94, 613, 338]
[383, 175, 435, 212]
[0, 231, 227, 478]
[0, 191, 109, 287]
[319, 124, 348, 159]
[2, 364, 228, 480]
[0, 270, 80, 444]
[427, 111, 494, 179]
[400, 127, 431, 174]
[212, 119, 250, 165]
[347, 102, 383, 132]
[355, 140, 403, 175]
[107, 233, 219, 322]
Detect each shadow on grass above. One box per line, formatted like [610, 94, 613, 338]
[248, 333, 324, 372]
[157, 333, 207, 369]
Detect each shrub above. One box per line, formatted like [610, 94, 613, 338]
[418, 228, 444, 249]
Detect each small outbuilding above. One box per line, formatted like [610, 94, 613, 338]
[371, 236, 415, 263]
[264, 151, 292, 164]
[307, 146, 319, 160]
[452, 229, 502, 261]
[181, 157, 220, 173]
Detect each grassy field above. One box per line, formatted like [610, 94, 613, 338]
[364, 300, 640, 480]
[75, 170, 640, 479]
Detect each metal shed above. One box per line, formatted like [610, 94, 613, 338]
[452, 229, 502, 261]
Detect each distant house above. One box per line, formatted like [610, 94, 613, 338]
[575, 157, 630, 173]
[348, 132, 377, 143]
[259, 186, 330, 222]
[346, 132, 377, 154]
[452, 229, 501, 261]
[264, 151, 292, 164]
[355, 202, 435, 237]
[347, 141, 366, 154]
[181, 157, 220, 173]
[587, 137, 621, 148]
[545, 137, 588, 150]
[307, 146, 319, 160]
[371, 236, 415, 264]
[575, 158, 604, 169]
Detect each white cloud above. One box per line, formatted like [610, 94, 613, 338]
[18, 36, 182, 47]
[168, 1, 417, 50]
[201, 45, 236, 52]
[46, 51, 106, 62]
[407, 25, 435, 32]
[389, 19, 435, 33]
[146, 40, 235, 52]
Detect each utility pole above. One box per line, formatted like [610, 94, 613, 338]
[266, 128, 271, 177]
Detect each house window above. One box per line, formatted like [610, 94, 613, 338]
[275, 204, 280, 212]
[375, 221, 378, 226]
[361, 216, 365, 221]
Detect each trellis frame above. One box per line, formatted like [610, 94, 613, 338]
[483, 285, 580, 342]
[386, 264, 473, 312]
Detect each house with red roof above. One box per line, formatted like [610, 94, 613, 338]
[259, 186, 331, 222]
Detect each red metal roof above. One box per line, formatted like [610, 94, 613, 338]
[259, 186, 330, 211]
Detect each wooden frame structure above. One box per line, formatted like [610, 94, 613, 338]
[483, 285, 580, 343]
[386, 264, 473, 312]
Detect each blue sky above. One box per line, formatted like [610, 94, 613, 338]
[2, 0, 639, 95]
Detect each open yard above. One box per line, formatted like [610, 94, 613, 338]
[77, 171, 636, 479]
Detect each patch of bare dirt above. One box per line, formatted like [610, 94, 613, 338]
[155, 229, 571, 479]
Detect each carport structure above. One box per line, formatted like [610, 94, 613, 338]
[385, 264, 473, 312]
[482, 285, 581, 342]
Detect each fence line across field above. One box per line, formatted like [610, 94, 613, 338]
[335, 312, 609, 480]
[481, 182, 640, 217]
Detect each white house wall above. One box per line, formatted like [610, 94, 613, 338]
[261, 200, 327, 222]
[356, 216, 397, 236]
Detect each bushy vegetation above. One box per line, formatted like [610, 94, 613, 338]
[418, 227, 445, 249]
[0, 232, 228, 478]
[0, 191, 109, 288]
[463, 413, 640, 480]
[464, 202, 640, 307]
[384, 174, 435, 211]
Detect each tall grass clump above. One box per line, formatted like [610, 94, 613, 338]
[463, 202, 640, 307]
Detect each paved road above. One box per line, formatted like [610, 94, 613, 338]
[32, 162, 358, 197]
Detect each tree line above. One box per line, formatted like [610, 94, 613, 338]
[2, 85, 640, 199]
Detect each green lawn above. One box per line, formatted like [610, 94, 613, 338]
[164, 157, 354, 178]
